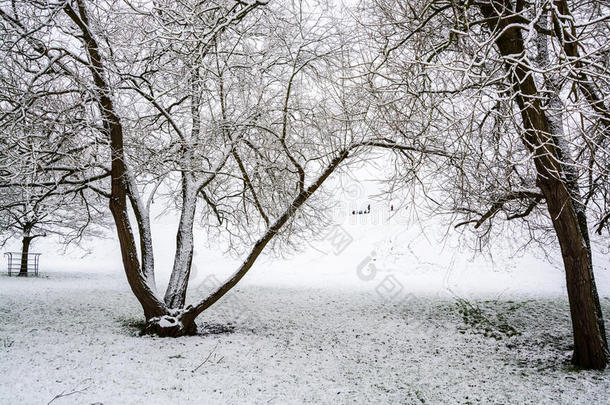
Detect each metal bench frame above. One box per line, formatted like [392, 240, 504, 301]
[4, 252, 41, 276]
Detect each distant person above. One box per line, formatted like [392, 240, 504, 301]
[391, 205, 394, 211]
[352, 210, 355, 215]
[367, 203, 370, 212]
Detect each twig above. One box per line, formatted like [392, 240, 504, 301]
[47, 380, 92, 404]
[192, 343, 219, 372]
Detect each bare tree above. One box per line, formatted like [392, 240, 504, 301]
[0, 6, 110, 273]
[363, 0, 610, 368]
[1, 0, 375, 335]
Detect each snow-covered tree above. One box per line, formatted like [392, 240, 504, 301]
[363, 0, 610, 369]
[1, 0, 376, 335]
[0, 5, 109, 274]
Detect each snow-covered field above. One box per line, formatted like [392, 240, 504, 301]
[1, 184, 610, 404]
[1, 269, 609, 404]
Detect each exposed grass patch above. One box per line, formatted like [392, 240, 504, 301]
[455, 298, 521, 340]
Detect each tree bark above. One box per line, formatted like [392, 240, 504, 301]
[478, 0, 608, 369]
[183, 151, 350, 321]
[164, 67, 202, 309]
[63, 1, 167, 321]
[142, 150, 351, 337]
[63, 0, 268, 331]
[18, 235, 33, 276]
[164, 175, 198, 309]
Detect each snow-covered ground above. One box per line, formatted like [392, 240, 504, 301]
[1, 171, 610, 404]
[1, 268, 609, 404]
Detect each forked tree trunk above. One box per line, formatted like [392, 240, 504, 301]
[143, 150, 351, 337]
[67, 1, 351, 336]
[64, 0, 269, 336]
[478, 0, 608, 369]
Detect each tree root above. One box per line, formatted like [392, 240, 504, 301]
[141, 315, 198, 337]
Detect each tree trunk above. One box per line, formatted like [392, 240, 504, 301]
[164, 175, 198, 309]
[18, 236, 33, 276]
[140, 150, 350, 337]
[141, 314, 199, 337]
[543, 182, 608, 368]
[64, 0, 268, 333]
[535, 19, 609, 361]
[63, 1, 168, 321]
[478, 0, 608, 369]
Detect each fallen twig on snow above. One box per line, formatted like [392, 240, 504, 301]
[192, 343, 219, 372]
[47, 379, 92, 404]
